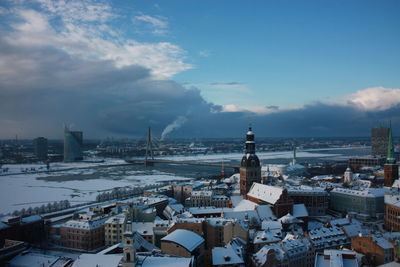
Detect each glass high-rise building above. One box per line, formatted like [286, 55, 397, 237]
[63, 126, 83, 162]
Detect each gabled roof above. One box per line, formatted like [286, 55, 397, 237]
[161, 229, 204, 252]
[247, 183, 284, 204]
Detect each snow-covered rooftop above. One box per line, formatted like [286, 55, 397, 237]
[212, 246, 244, 265]
[292, 204, 308, 218]
[373, 236, 393, 250]
[247, 183, 284, 204]
[105, 214, 126, 225]
[63, 217, 107, 230]
[161, 229, 204, 252]
[287, 185, 327, 195]
[278, 213, 303, 224]
[315, 250, 358, 267]
[71, 254, 122, 267]
[138, 255, 192, 267]
[188, 207, 232, 215]
[253, 230, 282, 244]
[9, 252, 70, 267]
[331, 188, 387, 198]
[191, 190, 213, 197]
[132, 222, 154, 236]
[385, 193, 400, 207]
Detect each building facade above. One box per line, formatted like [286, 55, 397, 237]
[63, 126, 83, 162]
[104, 214, 127, 246]
[352, 236, 394, 265]
[372, 127, 390, 157]
[384, 193, 400, 231]
[247, 183, 294, 218]
[287, 187, 328, 216]
[60, 219, 105, 251]
[329, 188, 386, 218]
[33, 137, 48, 160]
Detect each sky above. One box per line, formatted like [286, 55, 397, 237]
[0, 0, 400, 139]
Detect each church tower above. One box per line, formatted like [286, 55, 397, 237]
[121, 232, 136, 267]
[240, 126, 261, 195]
[384, 126, 398, 187]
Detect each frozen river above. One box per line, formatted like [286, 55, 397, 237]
[0, 147, 370, 214]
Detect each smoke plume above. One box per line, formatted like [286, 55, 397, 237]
[161, 116, 188, 140]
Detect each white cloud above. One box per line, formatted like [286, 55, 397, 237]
[4, 0, 191, 79]
[134, 14, 169, 35]
[222, 104, 293, 114]
[346, 87, 400, 111]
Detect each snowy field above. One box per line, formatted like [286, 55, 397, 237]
[0, 164, 191, 215]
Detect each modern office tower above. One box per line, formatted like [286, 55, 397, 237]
[63, 126, 83, 162]
[384, 127, 398, 187]
[33, 137, 48, 160]
[240, 126, 261, 196]
[372, 127, 390, 156]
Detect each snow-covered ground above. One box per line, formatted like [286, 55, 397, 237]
[0, 158, 127, 175]
[0, 165, 191, 215]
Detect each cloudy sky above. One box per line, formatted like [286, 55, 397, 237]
[0, 0, 400, 139]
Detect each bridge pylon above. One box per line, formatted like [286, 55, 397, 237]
[145, 127, 154, 166]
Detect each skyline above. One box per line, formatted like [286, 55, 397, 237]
[0, 0, 400, 138]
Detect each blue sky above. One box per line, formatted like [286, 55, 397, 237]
[0, 0, 400, 138]
[119, 0, 400, 107]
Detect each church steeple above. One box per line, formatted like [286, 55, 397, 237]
[387, 125, 396, 164]
[245, 125, 255, 154]
[240, 125, 261, 196]
[384, 124, 398, 187]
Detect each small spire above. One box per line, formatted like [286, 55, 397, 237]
[248, 122, 252, 131]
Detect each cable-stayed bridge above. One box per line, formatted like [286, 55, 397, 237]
[125, 127, 240, 171]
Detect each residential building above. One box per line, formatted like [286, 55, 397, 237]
[372, 127, 390, 157]
[384, 192, 400, 231]
[329, 188, 387, 218]
[33, 137, 47, 160]
[351, 235, 394, 265]
[105, 214, 127, 246]
[287, 186, 328, 216]
[186, 191, 231, 208]
[161, 229, 205, 267]
[308, 226, 349, 251]
[131, 222, 154, 244]
[60, 218, 106, 251]
[247, 183, 293, 218]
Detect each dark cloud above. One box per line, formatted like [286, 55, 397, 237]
[0, 37, 399, 139]
[266, 105, 279, 110]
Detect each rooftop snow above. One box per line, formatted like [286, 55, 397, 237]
[292, 204, 308, 218]
[247, 183, 284, 205]
[71, 254, 122, 267]
[212, 246, 244, 265]
[161, 229, 204, 252]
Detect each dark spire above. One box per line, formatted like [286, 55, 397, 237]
[387, 124, 396, 164]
